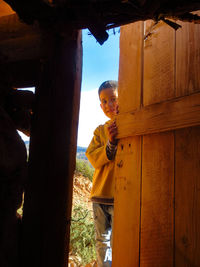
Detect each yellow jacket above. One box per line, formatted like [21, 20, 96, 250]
[85, 121, 115, 204]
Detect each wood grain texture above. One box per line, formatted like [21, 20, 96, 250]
[176, 11, 200, 97]
[113, 136, 141, 267]
[21, 30, 82, 267]
[175, 126, 200, 267]
[143, 20, 175, 105]
[113, 22, 143, 267]
[140, 132, 174, 266]
[118, 22, 143, 113]
[115, 13, 200, 267]
[116, 92, 200, 139]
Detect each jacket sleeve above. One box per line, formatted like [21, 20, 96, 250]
[85, 126, 111, 169]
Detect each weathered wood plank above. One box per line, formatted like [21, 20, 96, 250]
[140, 132, 174, 266]
[176, 11, 200, 97]
[116, 92, 200, 138]
[113, 136, 141, 267]
[21, 30, 82, 267]
[118, 22, 143, 113]
[113, 21, 143, 267]
[175, 126, 200, 267]
[143, 20, 175, 105]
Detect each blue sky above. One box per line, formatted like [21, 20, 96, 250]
[77, 29, 120, 147]
[19, 28, 120, 147]
[81, 28, 120, 92]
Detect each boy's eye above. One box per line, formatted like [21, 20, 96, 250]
[111, 98, 116, 102]
[102, 99, 107, 104]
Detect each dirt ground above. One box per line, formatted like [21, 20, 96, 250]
[72, 172, 93, 212]
[69, 173, 96, 267]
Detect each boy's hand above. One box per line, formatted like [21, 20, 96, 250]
[107, 120, 118, 145]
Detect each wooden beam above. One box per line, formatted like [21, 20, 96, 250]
[0, 14, 43, 63]
[117, 91, 200, 138]
[3, 60, 40, 88]
[21, 29, 82, 267]
[0, 0, 15, 17]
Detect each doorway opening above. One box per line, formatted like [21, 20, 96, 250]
[16, 87, 35, 149]
[69, 28, 120, 266]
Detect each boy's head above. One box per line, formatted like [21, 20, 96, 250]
[98, 80, 118, 119]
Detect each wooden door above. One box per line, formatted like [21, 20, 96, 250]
[113, 13, 200, 267]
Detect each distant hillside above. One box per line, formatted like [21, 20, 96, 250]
[24, 141, 87, 160]
[76, 146, 87, 160]
[24, 141, 29, 152]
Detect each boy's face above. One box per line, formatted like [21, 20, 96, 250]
[99, 87, 118, 119]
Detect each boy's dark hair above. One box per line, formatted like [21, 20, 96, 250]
[98, 80, 118, 97]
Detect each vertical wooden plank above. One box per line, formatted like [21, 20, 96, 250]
[21, 30, 82, 267]
[141, 132, 174, 266]
[176, 11, 200, 97]
[175, 126, 200, 267]
[143, 20, 175, 105]
[113, 22, 143, 266]
[113, 136, 141, 267]
[175, 12, 200, 266]
[118, 22, 143, 113]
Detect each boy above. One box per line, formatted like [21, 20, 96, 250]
[86, 80, 118, 266]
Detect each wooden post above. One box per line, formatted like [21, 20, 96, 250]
[21, 29, 82, 267]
